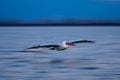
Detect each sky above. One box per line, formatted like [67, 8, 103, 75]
[0, 0, 120, 19]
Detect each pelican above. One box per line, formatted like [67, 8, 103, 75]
[25, 40, 95, 51]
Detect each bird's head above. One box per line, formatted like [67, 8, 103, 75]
[62, 41, 75, 47]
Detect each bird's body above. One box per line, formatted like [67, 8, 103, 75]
[25, 40, 95, 52]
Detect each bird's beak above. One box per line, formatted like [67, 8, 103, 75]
[66, 43, 75, 46]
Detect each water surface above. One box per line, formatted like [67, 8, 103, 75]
[0, 26, 120, 80]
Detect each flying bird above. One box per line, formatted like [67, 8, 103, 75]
[25, 40, 95, 52]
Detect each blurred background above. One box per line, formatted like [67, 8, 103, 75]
[0, 0, 120, 26]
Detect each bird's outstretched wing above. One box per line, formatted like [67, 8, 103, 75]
[71, 40, 95, 44]
[27, 45, 60, 50]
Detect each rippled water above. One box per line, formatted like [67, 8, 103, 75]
[0, 26, 120, 80]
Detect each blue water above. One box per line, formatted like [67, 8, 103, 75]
[0, 27, 120, 80]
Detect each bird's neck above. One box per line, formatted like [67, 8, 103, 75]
[62, 44, 69, 48]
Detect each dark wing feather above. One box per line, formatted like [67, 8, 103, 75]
[71, 40, 95, 44]
[28, 45, 59, 49]
[40, 45, 60, 50]
[27, 45, 41, 49]
[40, 45, 60, 48]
